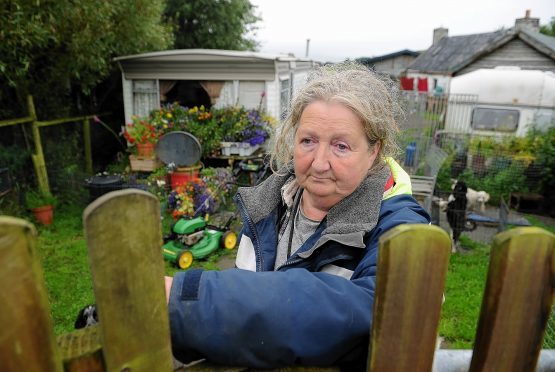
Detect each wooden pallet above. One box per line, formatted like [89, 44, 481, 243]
[129, 154, 161, 172]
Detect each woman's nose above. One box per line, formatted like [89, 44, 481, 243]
[311, 145, 331, 172]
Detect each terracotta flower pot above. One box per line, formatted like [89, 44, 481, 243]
[31, 205, 54, 225]
[136, 142, 155, 158]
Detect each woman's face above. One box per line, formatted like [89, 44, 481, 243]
[294, 101, 379, 211]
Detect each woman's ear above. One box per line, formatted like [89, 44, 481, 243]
[368, 142, 381, 170]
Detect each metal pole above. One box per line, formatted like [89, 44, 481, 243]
[305, 38, 310, 58]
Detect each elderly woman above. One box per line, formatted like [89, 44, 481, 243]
[166, 62, 429, 369]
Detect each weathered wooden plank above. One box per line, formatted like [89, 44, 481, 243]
[57, 325, 104, 372]
[0, 116, 33, 127]
[0, 216, 62, 371]
[368, 224, 451, 372]
[469, 227, 555, 372]
[83, 189, 173, 372]
[83, 118, 93, 174]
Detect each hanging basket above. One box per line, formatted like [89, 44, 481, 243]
[31, 205, 54, 225]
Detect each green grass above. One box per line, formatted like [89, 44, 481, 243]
[29, 202, 239, 335]
[34, 204, 94, 335]
[439, 236, 490, 348]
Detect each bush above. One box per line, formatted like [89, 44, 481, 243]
[25, 190, 58, 209]
[436, 128, 553, 204]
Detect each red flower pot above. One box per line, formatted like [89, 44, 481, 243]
[170, 166, 201, 189]
[136, 142, 155, 158]
[31, 205, 54, 225]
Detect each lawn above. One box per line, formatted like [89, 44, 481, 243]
[19, 202, 555, 348]
[32, 202, 237, 335]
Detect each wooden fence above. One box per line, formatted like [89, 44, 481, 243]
[0, 95, 103, 194]
[1, 189, 554, 371]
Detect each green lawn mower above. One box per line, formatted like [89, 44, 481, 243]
[162, 214, 237, 269]
[157, 131, 238, 269]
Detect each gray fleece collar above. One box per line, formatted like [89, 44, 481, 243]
[236, 163, 390, 249]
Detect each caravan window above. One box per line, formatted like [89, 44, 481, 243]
[471, 108, 519, 132]
[280, 78, 291, 119]
[133, 80, 159, 118]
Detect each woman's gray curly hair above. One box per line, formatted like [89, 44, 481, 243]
[270, 61, 403, 171]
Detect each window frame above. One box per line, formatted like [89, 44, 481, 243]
[471, 107, 520, 132]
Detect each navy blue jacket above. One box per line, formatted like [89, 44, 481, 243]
[168, 162, 430, 368]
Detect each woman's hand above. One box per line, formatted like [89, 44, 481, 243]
[165, 276, 173, 304]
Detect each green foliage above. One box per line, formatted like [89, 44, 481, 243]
[527, 127, 555, 195]
[435, 151, 455, 192]
[41, 127, 89, 205]
[25, 189, 57, 209]
[0, 143, 34, 186]
[457, 161, 531, 204]
[540, 17, 555, 36]
[1, 0, 172, 117]
[164, 0, 260, 50]
[438, 129, 553, 203]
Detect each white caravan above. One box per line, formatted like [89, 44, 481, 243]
[444, 67, 555, 137]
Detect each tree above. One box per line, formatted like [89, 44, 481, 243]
[0, 0, 172, 118]
[164, 0, 260, 51]
[540, 17, 555, 37]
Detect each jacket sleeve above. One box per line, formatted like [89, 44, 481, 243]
[168, 199, 429, 368]
[169, 267, 375, 368]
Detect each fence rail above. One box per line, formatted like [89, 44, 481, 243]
[1, 190, 554, 371]
[0, 95, 105, 194]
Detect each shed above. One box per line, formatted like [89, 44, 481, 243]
[114, 49, 316, 124]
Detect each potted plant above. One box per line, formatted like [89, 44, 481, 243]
[217, 107, 272, 156]
[123, 115, 161, 158]
[25, 190, 57, 225]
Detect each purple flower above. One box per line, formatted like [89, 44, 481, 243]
[247, 135, 266, 146]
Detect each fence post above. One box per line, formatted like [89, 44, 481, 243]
[83, 189, 173, 371]
[469, 227, 555, 372]
[368, 224, 451, 372]
[28, 95, 51, 194]
[83, 117, 93, 174]
[0, 217, 62, 371]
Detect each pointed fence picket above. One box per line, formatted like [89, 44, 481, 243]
[0, 190, 553, 371]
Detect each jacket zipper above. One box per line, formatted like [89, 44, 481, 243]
[235, 194, 263, 272]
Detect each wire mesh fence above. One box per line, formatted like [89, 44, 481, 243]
[397, 91, 555, 348]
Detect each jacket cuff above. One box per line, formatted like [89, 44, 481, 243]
[170, 269, 203, 302]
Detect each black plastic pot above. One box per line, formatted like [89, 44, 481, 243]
[85, 174, 124, 201]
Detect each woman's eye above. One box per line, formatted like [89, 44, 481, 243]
[335, 143, 349, 152]
[300, 138, 314, 145]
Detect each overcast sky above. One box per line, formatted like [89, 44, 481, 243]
[249, 0, 554, 62]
